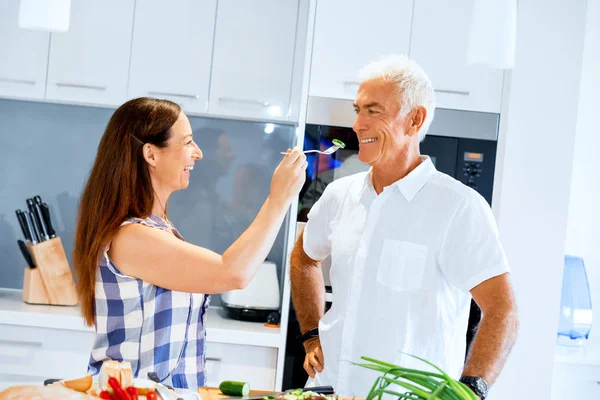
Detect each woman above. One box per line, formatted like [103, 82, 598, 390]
[74, 97, 306, 389]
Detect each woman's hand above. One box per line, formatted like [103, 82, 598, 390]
[269, 147, 307, 207]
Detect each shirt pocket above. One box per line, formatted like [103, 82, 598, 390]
[377, 240, 428, 292]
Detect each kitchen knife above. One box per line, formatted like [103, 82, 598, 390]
[27, 198, 49, 242]
[40, 202, 56, 239]
[23, 211, 38, 245]
[18, 240, 36, 268]
[15, 210, 30, 242]
[33, 195, 43, 205]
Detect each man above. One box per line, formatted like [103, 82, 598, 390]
[290, 55, 519, 399]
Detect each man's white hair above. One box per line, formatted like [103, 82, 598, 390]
[359, 54, 436, 141]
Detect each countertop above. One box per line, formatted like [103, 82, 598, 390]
[0, 288, 281, 348]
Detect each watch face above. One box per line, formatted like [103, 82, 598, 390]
[462, 377, 488, 397]
[474, 379, 487, 394]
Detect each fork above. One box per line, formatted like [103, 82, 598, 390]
[280, 139, 346, 155]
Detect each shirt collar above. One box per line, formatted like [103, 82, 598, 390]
[364, 156, 437, 202]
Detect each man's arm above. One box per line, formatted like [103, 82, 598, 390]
[290, 230, 326, 377]
[462, 272, 519, 386]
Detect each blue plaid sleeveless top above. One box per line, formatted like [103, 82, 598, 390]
[88, 215, 211, 389]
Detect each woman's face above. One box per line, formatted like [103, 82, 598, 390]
[150, 112, 202, 192]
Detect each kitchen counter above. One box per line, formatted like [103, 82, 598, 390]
[0, 288, 281, 348]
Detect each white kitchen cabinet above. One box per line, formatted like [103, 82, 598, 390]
[208, 0, 299, 122]
[0, 0, 50, 100]
[551, 362, 600, 399]
[0, 324, 94, 391]
[309, 0, 414, 101]
[0, 321, 278, 392]
[205, 342, 278, 391]
[127, 0, 217, 114]
[409, 0, 505, 113]
[45, 0, 134, 107]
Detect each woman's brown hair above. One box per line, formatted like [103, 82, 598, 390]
[74, 97, 181, 326]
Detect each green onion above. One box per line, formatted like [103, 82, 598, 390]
[353, 354, 478, 400]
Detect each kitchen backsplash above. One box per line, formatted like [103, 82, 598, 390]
[0, 98, 295, 297]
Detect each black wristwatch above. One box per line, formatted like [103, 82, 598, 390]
[459, 376, 489, 399]
[296, 327, 319, 344]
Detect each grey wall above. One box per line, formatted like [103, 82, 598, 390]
[0, 99, 295, 300]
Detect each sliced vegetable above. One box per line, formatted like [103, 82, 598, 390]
[99, 390, 112, 399]
[108, 377, 131, 400]
[146, 391, 157, 400]
[126, 386, 139, 400]
[219, 380, 250, 397]
[332, 139, 346, 149]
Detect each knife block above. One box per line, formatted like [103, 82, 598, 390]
[22, 237, 78, 306]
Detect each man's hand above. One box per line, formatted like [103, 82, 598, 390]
[303, 337, 324, 378]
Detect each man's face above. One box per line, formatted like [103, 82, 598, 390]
[352, 78, 416, 167]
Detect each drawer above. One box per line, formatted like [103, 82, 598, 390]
[205, 342, 277, 391]
[0, 324, 95, 384]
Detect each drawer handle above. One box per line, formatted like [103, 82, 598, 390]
[0, 339, 42, 358]
[0, 77, 36, 85]
[0, 339, 42, 348]
[343, 80, 360, 86]
[148, 91, 201, 99]
[435, 89, 470, 96]
[56, 82, 107, 91]
[206, 357, 222, 362]
[219, 97, 270, 107]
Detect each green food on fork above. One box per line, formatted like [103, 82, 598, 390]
[280, 140, 346, 156]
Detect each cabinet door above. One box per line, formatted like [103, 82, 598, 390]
[205, 342, 277, 391]
[551, 363, 600, 399]
[309, 0, 414, 100]
[128, 0, 217, 114]
[409, 0, 505, 113]
[46, 0, 134, 106]
[208, 0, 298, 122]
[0, 324, 94, 390]
[0, 0, 50, 100]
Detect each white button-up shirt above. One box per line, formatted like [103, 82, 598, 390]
[302, 156, 510, 397]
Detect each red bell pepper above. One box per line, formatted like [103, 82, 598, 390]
[108, 377, 131, 400]
[126, 386, 139, 400]
[99, 390, 112, 399]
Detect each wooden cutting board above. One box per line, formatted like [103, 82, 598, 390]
[197, 387, 357, 400]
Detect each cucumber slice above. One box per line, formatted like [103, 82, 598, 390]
[332, 139, 346, 149]
[219, 380, 250, 396]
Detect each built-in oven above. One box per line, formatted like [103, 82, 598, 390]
[282, 98, 500, 389]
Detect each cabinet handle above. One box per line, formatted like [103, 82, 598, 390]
[343, 80, 360, 86]
[205, 357, 222, 362]
[0, 339, 42, 358]
[148, 91, 201, 99]
[56, 82, 107, 91]
[0, 77, 36, 85]
[435, 89, 470, 96]
[219, 97, 270, 107]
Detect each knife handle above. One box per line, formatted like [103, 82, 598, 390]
[23, 211, 38, 245]
[15, 210, 30, 242]
[18, 240, 36, 268]
[26, 199, 43, 242]
[33, 202, 49, 241]
[304, 386, 335, 395]
[40, 203, 56, 239]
